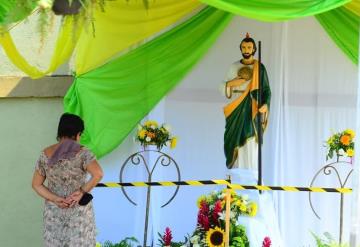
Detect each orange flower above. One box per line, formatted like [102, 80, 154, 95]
[146, 132, 155, 138]
[340, 135, 351, 146]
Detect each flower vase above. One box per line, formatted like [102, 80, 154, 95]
[143, 143, 161, 151]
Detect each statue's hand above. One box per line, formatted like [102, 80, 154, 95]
[259, 104, 268, 127]
[259, 104, 268, 113]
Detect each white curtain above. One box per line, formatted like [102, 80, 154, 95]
[94, 15, 359, 246]
[265, 18, 358, 245]
[350, 26, 360, 247]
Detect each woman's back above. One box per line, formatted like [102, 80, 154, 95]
[37, 142, 95, 198]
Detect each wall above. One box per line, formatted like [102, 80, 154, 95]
[0, 98, 63, 246]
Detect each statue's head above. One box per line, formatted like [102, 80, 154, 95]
[239, 33, 257, 59]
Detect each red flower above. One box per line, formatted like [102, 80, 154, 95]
[198, 214, 210, 230]
[212, 200, 222, 225]
[163, 227, 172, 246]
[199, 200, 209, 215]
[197, 201, 210, 230]
[262, 237, 271, 247]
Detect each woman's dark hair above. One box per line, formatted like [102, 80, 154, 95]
[57, 113, 84, 141]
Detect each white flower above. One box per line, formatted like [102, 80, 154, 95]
[150, 125, 156, 129]
[218, 212, 225, 220]
[218, 211, 235, 220]
[338, 148, 345, 156]
[145, 137, 151, 142]
[190, 235, 200, 244]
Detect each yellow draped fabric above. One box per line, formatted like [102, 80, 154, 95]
[75, 0, 202, 75]
[345, 0, 360, 16]
[0, 16, 81, 79]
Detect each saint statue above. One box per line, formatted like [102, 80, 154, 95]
[223, 33, 271, 169]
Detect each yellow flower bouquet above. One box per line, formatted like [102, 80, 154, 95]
[326, 129, 355, 160]
[191, 190, 256, 247]
[136, 120, 177, 150]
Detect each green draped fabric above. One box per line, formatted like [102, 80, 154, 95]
[316, 7, 359, 65]
[200, 0, 350, 21]
[0, 1, 37, 26]
[0, 1, 13, 24]
[64, 7, 232, 157]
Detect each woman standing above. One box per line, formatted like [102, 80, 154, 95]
[32, 113, 103, 246]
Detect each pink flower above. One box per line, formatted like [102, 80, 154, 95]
[262, 236, 271, 247]
[163, 227, 172, 246]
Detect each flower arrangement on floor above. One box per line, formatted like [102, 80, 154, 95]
[158, 227, 188, 247]
[96, 237, 138, 247]
[189, 189, 257, 247]
[325, 129, 355, 161]
[312, 232, 348, 247]
[136, 120, 177, 150]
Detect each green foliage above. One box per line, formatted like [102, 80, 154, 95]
[311, 232, 349, 247]
[100, 237, 139, 247]
[229, 225, 249, 247]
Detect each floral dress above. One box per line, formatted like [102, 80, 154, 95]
[35, 147, 96, 247]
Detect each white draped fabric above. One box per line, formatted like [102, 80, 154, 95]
[94, 16, 359, 246]
[350, 29, 360, 247]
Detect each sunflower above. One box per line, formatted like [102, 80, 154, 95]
[206, 227, 225, 247]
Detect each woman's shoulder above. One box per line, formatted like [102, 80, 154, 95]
[79, 146, 97, 160]
[79, 146, 95, 156]
[42, 143, 59, 158]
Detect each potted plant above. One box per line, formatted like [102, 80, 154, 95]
[325, 129, 355, 161]
[97, 237, 139, 247]
[136, 120, 177, 151]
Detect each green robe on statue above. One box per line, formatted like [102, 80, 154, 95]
[224, 60, 271, 169]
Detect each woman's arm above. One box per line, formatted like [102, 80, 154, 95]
[67, 160, 103, 206]
[31, 171, 69, 208]
[81, 160, 103, 193]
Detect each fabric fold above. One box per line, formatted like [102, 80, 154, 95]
[199, 0, 350, 21]
[64, 7, 233, 157]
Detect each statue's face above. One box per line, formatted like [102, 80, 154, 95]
[240, 41, 255, 59]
